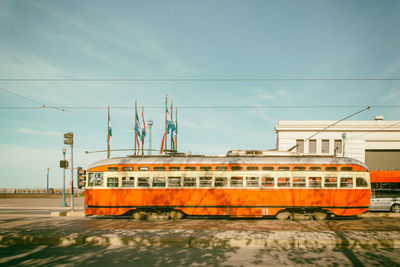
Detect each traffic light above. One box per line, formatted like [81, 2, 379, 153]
[77, 166, 86, 188]
[59, 160, 69, 168]
[64, 132, 73, 145]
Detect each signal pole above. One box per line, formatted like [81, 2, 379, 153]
[64, 132, 74, 211]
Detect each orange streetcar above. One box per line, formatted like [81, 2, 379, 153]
[83, 150, 371, 220]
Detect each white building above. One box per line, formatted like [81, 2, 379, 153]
[275, 116, 400, 171]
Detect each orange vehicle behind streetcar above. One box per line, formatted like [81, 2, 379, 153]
[83, 150, 371, 220]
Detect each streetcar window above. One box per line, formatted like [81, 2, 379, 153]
[262, 177, 274, 187]
[153, 166, 165, 171]
[183, 177, 196, 187]
[230, 176, 243, 187]
[216, 166, 228, 171]
[122, 177, 135, 187]
[278, 166, 290, 171]
[247, 166, 259, 171]
[309, 166, 321, 171]
[340, 177, 353, 188]
[341, 167, 353, 171]
[293, 166, 306, 171]
[153, 177, 166, 187]
[199, 177, 212, 187]
[169, 166, 181, 171]
[356, 177, 368, 187]
[293, 177, 306, 187]
[108, 167, 119, 172]
[184, 166, 196, 171]
[246, 177, 259, 187]
[168, 177, 181, 187]
[91, 173, 103, 186]
[139, 167, 149, 171]
[215, 177, 227, 187]
[122, 167, 134, 171]
[262, 166, 274, 171]
[324, 177, 337, 188]
[138, 177, 150, 187]
[277, 177, 290, 187]
[200, 166, 212, 171]
[107, 177, 119, 187]
[88, 173, 94, 186]
[231, 166, 243, 171]
[325, 167, 337, 171]
[308, 177, 322, 188]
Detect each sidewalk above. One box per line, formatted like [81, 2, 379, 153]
[0, 197, 84, 210]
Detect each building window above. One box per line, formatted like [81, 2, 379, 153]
[334, 140, 342, 155]
[309, 140, 316, 154]
[322, 140, 329, 154]
[296, 139, 304, 153]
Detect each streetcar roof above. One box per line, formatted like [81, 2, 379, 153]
[88, 155, 369, 171]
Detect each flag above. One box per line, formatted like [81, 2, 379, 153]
[107, 106, 112, 158]
[160, 99, 169, 154]
[135, 105, 141, 154]
[141, 108, 146, 140]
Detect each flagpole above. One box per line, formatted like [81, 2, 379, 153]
[170, 101, 173, 152]
[175, 107, 178, 152]
[107, 105, 110, 159]
[164, 94, 168, 155]
[142, 105, 144, 156]
[134, 100, 137, 155]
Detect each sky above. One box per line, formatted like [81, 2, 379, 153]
[0, 0, 399, 188]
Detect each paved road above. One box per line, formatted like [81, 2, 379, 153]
[1, 245, 399, 266]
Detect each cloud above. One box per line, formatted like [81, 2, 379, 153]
[15, 127, 61, 136]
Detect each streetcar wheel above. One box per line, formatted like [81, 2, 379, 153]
[276, 211, 290, 221]
[170, 210, 184, 220]
[313, 211, 327, 221]
[132, 211, 146, 220]
[391, 204, 400, 213]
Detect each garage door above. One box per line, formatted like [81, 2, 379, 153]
[365, 150, 400, 170]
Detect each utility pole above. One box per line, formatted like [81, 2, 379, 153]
[46, 168, 50, 194]
[147, 120, 153, 155]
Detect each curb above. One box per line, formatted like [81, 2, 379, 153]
[51, 211, 85, 217]
[1, 235, 400, 249]
[359, 213, 400, 218]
